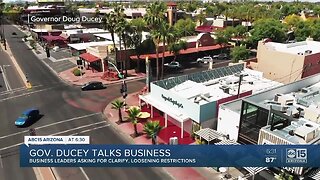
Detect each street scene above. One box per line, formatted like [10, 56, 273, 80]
[1, 0, 320, 180]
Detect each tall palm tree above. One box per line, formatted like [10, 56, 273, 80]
[111, 99, 126, 123]
[130, 18, 147, 72]
[127, 107, 141, 137]
[150, 29, 162, 81]
[160, 22, 175, 79]
[144, 1, 166, 80]
[143, 120, 163, 145]
[103, 12, 117, 69]
[114, 5, 126, 75]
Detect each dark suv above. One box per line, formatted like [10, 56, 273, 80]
[81, 81, 106, 91]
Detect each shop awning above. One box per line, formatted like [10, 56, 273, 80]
[130, 44, 231, 60]
[194, 128, 224, 142]
[215, 139, 240, 145]
[139, 94, 189, 123]
[79, 53, 100, 63]
[41, 35, 66, 41]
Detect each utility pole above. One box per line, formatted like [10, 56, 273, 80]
[237, 74, 243, 98]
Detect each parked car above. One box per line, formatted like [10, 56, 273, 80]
[212, 53, 229, 60]
[81, 81, 106, 91]
[15, 109, 40, 126]
[164, 61, 182, 70]
[196, 56, 213, 63]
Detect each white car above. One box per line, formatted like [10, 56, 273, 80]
[197, 56, 213, 63]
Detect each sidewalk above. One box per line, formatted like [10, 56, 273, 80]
[104, 91, 245, 180]
[59, 68, 146, 86]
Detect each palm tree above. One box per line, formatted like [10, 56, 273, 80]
[143, 120, 163, 145]
[144, 1, 167, 80]
[114, 5, 126, 76]
[150, 29, 162, 81]
[130, 18, 147, 72]
[127, 107, 141, 137]
[103, 12, 117, 69]
[160, 22, 175, 79]
[111, 99, 126, 123]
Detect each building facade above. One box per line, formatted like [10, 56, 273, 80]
[250, 39, 320, 84]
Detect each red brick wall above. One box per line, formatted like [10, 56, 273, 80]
[302, 53, 320, 78]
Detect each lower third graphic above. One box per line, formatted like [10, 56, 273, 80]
[286, 148, 307, 163]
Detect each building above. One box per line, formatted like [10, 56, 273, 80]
[60, 28, 108, 43]
[218, 72, 320, 144]
[250, 39, 320, 84]
[195, 18, 241, 33]
[217, 73, 320, 178]
[139, 63, 281, 141]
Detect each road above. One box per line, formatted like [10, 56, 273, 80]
[0, 24, 173, 180]
[0, 44, 25, 93]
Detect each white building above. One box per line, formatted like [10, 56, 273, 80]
[139, 63, 282, 139]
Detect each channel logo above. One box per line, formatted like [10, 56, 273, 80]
[286, 148, 307, 163]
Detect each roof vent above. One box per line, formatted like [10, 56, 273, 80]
[305, 50, 312, 54]
[289, 130, 295, 136]
[305, 123, 313, 128]
[301, 88, 309, 93]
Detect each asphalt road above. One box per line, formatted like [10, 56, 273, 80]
[0, 24, 173, 180]
[0, 44, 25, 93]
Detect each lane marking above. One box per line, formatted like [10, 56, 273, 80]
[0, 122, 109, 152]
[0, 113, 101, 140]
[0, 84, 44, 96]
[49, 121, 107, 136]
[80, 167, 90, 180]
[0, 66, 9, 91]
[70, 124, 110, 136]
[0, 87, 55, 102]
[0, 154, 3, 168]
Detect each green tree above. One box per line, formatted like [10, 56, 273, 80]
[205, 5, 219, 18]
[311, 21, 320, 41]
[129, 18, 147, 72]
[284, 14, 303, 29]
[215, 30, 229, 52]
[111, 99, 126, 123]
[127, 107, 141, 137]
[196, 10, 206, 25]
[169, 40, 188, 62]
[294, 21, 312, 42]
[173, 18, 196, 37]
[143, 121, 163, 145]
[230, 46, 250, 63]
[249, 18, 287, 48]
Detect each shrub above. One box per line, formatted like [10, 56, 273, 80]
[72, 68, 82, 76]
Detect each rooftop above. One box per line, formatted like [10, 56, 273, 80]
[68, 41, 114, 51]
[63, 28, 107, 35]
[154, 64, 282, 105]
[261, 118, 320, 144]
[264, 40, 320, 55]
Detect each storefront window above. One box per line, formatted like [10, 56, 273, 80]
[239, 101, 269, 144]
